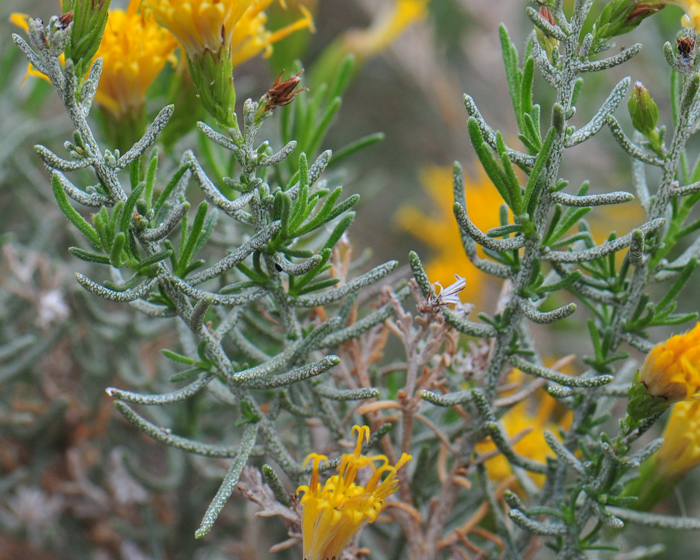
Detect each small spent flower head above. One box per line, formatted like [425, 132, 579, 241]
[260, 69, 306, 113]
[429, 274, 466, 308]
[677, 35, 696, 68]
[297, 426, 411, 560]
[627, 323, 700, 421]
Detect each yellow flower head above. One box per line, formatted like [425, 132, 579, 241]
[297, 426, 411, 560]
[143, 0, 312, 61]
[343, 0, 430, 60]
[666, 0, 700, 31]
[94, 1, 178, 119]
[141, 0, 312, 126]
[637, 323, 700, 403]
[655, 400, 700, 479]
[396, 165, 504, 306]
[11, 2, 177, 119]
[623, 398, 700, 509]
[143, 0, 255, 57]
[476, 386, 572, 488]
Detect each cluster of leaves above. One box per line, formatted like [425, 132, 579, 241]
[10, 10, 413, 544]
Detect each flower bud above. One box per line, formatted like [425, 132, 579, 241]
[626, 323, 700, 422]
[187, 48, 237, 129]
[594, 0, 663, 42]
[628, 82, 659, 138]
[63, 0, 111, 77]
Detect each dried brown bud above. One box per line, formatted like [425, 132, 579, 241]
[678, 36, 695, 59]
[58, 10, 74, 28]
[262, 70, 306, 114]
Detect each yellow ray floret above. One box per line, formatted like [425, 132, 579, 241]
[143, 0, 256, 56]
[230, 0, 314, 67]
[94, 0, 178, 117]
[297, 426, 411, 560]
[143, 0, 312, 63]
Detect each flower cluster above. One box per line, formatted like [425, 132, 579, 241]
[297, 426, 411, 560]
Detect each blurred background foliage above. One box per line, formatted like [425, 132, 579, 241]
[1, 0, 700, 558]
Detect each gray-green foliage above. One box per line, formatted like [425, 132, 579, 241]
[11, 12, 400, 541]
[410, 0, 700, 558]
[10, 0, 700, 558]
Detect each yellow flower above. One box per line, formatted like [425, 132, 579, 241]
[143, 0, 312, 63]
[654, 400, 700, 479]
[665, 0, 700, 31]
[639, 323, 700, 400]
[396, 165, 504, 306]
[143, 0, 255, 57]
[343, 0, 430, 61]
[297, 426, 411, 560]
[623, 400, 700, 510]
[142, 0, 312, 126]
[94, 1, 178, 119]
[476, 387, 572, 488]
